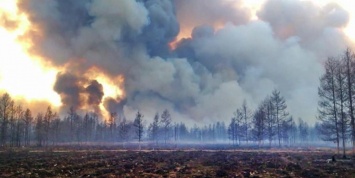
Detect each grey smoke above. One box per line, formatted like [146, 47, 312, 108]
[19, 0, 354, 124]
[54, 72, 85, 111]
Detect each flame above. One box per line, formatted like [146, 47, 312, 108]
[0, 0, 61, 106]
[85, 66, 124, 102]
[87, 67, 124, 119]
[335, 0, 355, 42]
[0, 0, 125, 116]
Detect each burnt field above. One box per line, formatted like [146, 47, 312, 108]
[0, 147, 355, 177]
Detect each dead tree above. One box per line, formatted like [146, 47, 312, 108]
[161, 109, 171, 144]
[271, 89, 289, 147]
[343, 49, 355, 154]
[0, 93, 13, 146]
[252, 103, 266, 147]
[318, 58, 341, 154]
[23, 108, 33, 146]
[133, 111, 144, 150]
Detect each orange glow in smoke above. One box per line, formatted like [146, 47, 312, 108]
[0, 0, 62, 106]
[169, 23, 225, 50]
[0, 0, 124, 115]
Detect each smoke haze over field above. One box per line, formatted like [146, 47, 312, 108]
[5, 0, 354, 124]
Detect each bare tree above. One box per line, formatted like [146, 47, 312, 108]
[23, 109, 33, 146]
[133, 111, 144, 150]
[0, 93, 13, 146]
[161, 109, 171, 144]
[241, 100, 252, 144]
[51, 117, 61, 145]
[271, 89, 289, 147]
[44, 106, 56, 146]
[9, 102, 16, 147]
[67, 107, 78, 143]
[280, 116, 293, 146]
[14, 105, 24, 147]
[228, 117, 237, 146]
[234, 109, 243, 145]
[298, 118, 309, 144]
[318, 58, 341, 154]
[148, 112, 160, 146]
[252, 103, 266, 147]
[343, 49, 355, 154]
[335, 59, 350, 158]
[118, 116, 129, 147]
[35, 113, 44, 146]
[108, 112, 117, 141]
[265, 97, 276, 147]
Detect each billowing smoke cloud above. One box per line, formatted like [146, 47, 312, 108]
[174, 0, 250, 38]
[54, 73, 85, 110]
[86, 80, 104, 109]
[258, 0, 351, 58]
[19, 0, 354, 124]
[54, 72, 105, 114]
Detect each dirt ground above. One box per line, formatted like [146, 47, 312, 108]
[0, 148, 354, 177]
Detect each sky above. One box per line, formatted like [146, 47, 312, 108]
[0, 0, 354, 125]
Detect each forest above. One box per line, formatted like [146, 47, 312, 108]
[3, 52, 355, 155]
[2, 50, 355, 177]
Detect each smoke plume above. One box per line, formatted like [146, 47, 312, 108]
[18, 0, 354, 124]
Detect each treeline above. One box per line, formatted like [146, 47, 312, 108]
[0, 91, 318, 148]
[0, 93, 230, 147]
[227, 90, 318, 148]
[317, 49, 355, 158]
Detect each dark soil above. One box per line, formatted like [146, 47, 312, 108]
[0, 149, 354, 177]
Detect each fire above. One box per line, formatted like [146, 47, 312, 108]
[85, 66, 124, 102]
[0, 0, 61, 106]
[86, 67, 124, 119]
[0, 0, 125, 116]
[335, 0, 355, 42]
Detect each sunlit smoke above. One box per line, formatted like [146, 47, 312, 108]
[1, 0, 355, 125]
[0, 0, 61, 106]
[0, 0, 124, 117]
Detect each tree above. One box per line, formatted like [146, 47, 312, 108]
[343, 49, 355, 154]
[335, 58, 350, 158]
[23, 109, 33, 146]
[271, 89, 289, 147]
[252, 103, 266, 147]
[133, 111, 144, 150]
[161, 109, 171, 144]
[280, 116, 293, 146]
[148, 112, 160, 145]
[265, 97, 276, 147]
[241, 100, 252, 144]
[14, 105, 24, 147]
[9, 102, 16, 147]
[44, 106, 56, 145]
[234, 109, 243, 145]
[298, 118, 309, 144]
[228, 117, 237, 146]
[318, 58, 341, 154]
[108, 112, 117, 141]
[67, 107, 78, 142]
[51, 117, 61, 145]
[0, 93, 13, 146]
[35, 113, 44, 146]
[118, 116, 129, 147]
